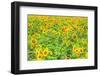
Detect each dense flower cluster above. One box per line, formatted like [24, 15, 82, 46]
[28, 15, 88, 61]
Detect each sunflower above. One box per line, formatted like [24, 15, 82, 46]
[28, 24, 32, 29]
[79, 48, 84, 54]
[36, 53, 44, 60]
[72, 33, 77, 40]
[72, 47, 81, 57]
[43, 47, 49, 57]
[73, 47, 85, 57]
[35, 48, 44, 60]
[73, 48, 78, 53]
[31, 37, 37, 48]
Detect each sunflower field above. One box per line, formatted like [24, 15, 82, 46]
[28, 15, 88, 61]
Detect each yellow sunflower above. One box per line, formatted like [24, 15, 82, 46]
[73, 47, 85, 57]
[43, 47, 49, 57]
[79, 48, 84, 54]
[72, 47, 81, 57]
[31, 37, 37, 48]
[36, 53, 44, 60]
[35, 48, 44, 60]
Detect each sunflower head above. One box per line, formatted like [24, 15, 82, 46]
[31, 36, 37, 48]
[36, 53, 44, 60]
[73, 48, 78, 53]
[35, 49, 44, 60]
[43, 47, 49, 57]
[72, 33, 77, 40]
[79, 48, 84, 54]
[73, 47, 85, 58]
[72, 47, 81, 57]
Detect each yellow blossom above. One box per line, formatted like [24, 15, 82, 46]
[36, 53, 44, 60]
[43, 47, 49, 57]
[73, 47, 84, 57]
[31, 36, 37, 48]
